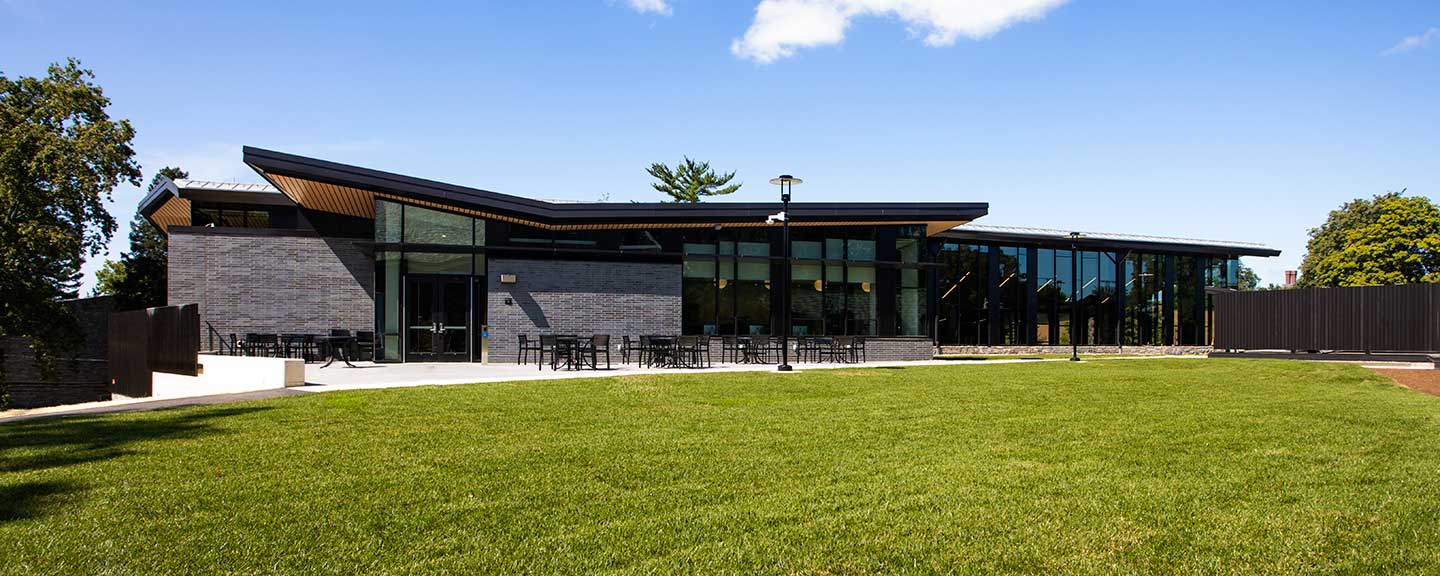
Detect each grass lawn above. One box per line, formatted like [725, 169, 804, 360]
[3, 359, 1439, 574]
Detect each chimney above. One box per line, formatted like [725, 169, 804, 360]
[1284, 270, 1298, 286]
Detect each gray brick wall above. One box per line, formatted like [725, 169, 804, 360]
[487, 258, 681, 362]
[169, 228, 373, 343]
[2, 296, 112, 408]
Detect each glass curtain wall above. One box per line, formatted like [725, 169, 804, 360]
[895, 228, 927, 336]
[937, 243, 988, 345]
[682, 229, 773, 336]
[373, 199, 487, 361]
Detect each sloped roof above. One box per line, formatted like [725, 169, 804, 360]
[942, 223, 1280, 257]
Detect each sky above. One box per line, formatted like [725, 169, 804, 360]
[3, 0, 1437, 291]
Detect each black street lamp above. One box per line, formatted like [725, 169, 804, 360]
[770, 175, 801, 372]
[1069, 231, 1082, 362]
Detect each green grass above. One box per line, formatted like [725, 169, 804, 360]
[3, 359, 1439, 574]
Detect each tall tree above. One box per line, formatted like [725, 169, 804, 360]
[1297, 192, 1440, 287]
[646, 157, 741, 203]
[96, 166, 186, 310]
[0, 59, 140, 405]
[1237, 262, 1260, 291]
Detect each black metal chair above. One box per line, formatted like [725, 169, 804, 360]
[354, 331, 375, 361]
[675, 336, 702, 368]
[720, 336, 740, 363]
[621, 336, 645, 365]
[537, 335, 559, 370]
[587, 334, 612, 369]
[517, 335, 542, 365]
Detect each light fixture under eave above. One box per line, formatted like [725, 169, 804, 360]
[814, 279, 823, 292]
[861, 281, 871, 293]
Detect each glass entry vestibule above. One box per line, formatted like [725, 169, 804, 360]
[375, 199, 488, 362]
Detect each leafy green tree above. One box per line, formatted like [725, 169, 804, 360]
[646, 157, 741, 203]
[1237, 263, 1260, 290]
[93, 258, 127, 296]
[1297, 192, 1440, 287]
[95, 166, 186, 310]
[0, 59, 140, 405]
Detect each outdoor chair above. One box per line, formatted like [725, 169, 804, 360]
[696, 336, 712, 367]
[835, 336, 856, 363]
[749, 335, 773, 364]
[793, 336, 814, 362]
[621, 336, 645, 365]
[354, 331, 375, 361]
[720, 336, 740, 363]
[587, 334, 612, 369]
[517, 335, 542, 364]
[537, 335, 559, 370]
[675, 336, 702, 368]
[848, 336, 867, 363]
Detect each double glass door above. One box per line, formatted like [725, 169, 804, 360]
[405, 275, 470, 362]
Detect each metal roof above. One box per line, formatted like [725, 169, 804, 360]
[943, 223, 1280, 257]
[172, 179, 279, 194]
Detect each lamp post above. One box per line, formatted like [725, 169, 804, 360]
[1069, 231, 1082, 362]
[769, 175, 801, 372]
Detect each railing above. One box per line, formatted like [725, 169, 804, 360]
[205, 321, 235, 356]
[1212, 283, 1440, 353]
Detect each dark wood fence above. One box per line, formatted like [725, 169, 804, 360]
[108, 304, 200, 397]
[1212, 284, 1440, 353]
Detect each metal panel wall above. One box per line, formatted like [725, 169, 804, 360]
[107, 304, 200, 398]
[1213, 284, 1440, 353]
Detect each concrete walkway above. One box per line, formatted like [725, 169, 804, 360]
[3, 355, 1212, 422]
[299, 358, 1001, 391]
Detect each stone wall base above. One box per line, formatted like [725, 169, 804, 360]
[939, 345, 1213, 356]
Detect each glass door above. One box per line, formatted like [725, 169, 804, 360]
[404, 275, 471, 362]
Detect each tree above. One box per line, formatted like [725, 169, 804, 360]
[1297, 192, 1440, 287]
[95, 166, 185, 310]
[646, 157, 741, 203]
[0, 59, 140, 405]
[1237, 263, 1260, 290]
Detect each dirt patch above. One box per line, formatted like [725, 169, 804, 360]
[1370, 368, 1440, 398]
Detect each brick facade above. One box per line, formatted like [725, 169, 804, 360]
[168, 228, 373, 344]
[486, 258, 681, 362]
[2, 296, 112, 409]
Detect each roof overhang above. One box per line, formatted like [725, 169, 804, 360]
[137, 177, 190, 233]
[939, 225, 1281, 258]
[242, 146, 987, 235]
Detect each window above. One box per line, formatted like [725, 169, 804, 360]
[404, 205, 472, 246]
[938, 243, 988, 345]
[191, 204, 281, 230]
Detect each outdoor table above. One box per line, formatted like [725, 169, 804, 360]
[736, 336, 765, 364]
[551, 336, 595, 371]
[317, 335, 357, 368]
[645, 336, 676, 368]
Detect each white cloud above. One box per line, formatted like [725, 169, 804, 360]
[731, 0, 1068, 63]
[1383, 27, 1439, 55]
[625, 0, 671, 16]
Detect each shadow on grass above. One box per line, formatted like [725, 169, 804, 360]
[0, 480, 78, 522]
[0, 406, 272, 476]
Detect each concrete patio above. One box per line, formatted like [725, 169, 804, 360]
[300, 358, 981, 392]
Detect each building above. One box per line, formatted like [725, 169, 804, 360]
[139, 147, 1279, 363]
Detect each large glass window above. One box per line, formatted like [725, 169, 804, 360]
[376, 251, 402, 361]
[938, 243, 988, 345]
[897, 267, 925, 336]
[998, 246, 1027, 344]
[1125, 253, 1164, 345]
[404, 205, 473, 245]
[791, 262, 823, 336]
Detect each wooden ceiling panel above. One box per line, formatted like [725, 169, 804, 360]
[262, 171, 960, 236]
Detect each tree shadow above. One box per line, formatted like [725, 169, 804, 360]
[0, 480, 78, 522]
[0, 405, 272, 476]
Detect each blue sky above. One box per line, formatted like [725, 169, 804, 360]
[3, 1, 1437, 290]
